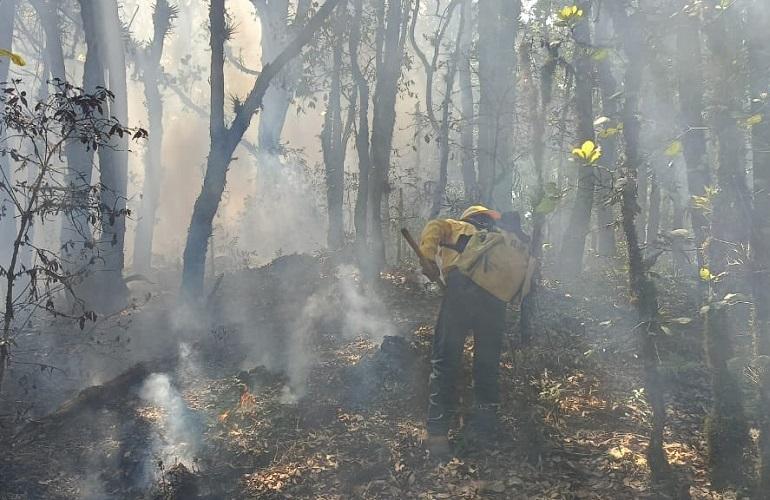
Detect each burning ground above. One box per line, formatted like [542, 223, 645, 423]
[0, 255, 747, 499]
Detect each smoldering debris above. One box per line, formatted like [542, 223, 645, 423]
[344, 335, 430, 408]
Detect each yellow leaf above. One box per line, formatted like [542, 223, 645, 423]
[664, 140, 683, 157]
[558, 5, 584, 22]
[0, 49, 26, 67]
[592, 48, 610, 61]
[745, 114, 763, 127]
[699, 267, 714, 281]
[572, 140, 601, 164]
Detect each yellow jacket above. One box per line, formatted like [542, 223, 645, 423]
[420, 219, 535, 303]
[419, 218, 478, 273]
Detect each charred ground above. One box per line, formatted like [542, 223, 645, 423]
[0, 255, 748, 499]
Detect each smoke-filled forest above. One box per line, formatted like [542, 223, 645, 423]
[1, 0, 770, 498]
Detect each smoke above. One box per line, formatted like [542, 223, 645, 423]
[138, 373, 200, 479]
[281, 264, 396, 403]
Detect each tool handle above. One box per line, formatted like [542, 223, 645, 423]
[400, 228, 423, 259]
[401, 228, 446, 289]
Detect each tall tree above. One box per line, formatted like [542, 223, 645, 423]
[181, 0, 343, 297]
[321, 8, 350, 250]
[748, 0, 770, 494]
[611, 2, 673, 487]
[457, 0, 476, 203]
[594, 3, 618, 257]
[250, 0, 311, 175]
[0, 0, 18, 267]
[368, 0, 409, 269]
[133, 0, 177, 274]
[349, 0, 372, 260]
[91, 0, 131, 310]
[476, 0, 519, 211]
[559, 1, 595, 277]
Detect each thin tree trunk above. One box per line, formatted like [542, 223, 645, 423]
[134, 0, 174, 274]
[0, 0, 18, 268]
[611, 4, 673, 487]
[349, 0, 371, 264]
[748, 0, 770, 494]
[91, 0, 130, 310]
[560, 1, 595, 277]
[477, 0, 519, 211]
[645, 174, 661, 252]
[675, 5, 710, 272]
[322, 11, 345, 249]
[181, 0, 343, 297]
[429, 8, 462, 218]
[595, 3, 617, 257]
[458, 0, 476, 203]
[369, 0, 408, 269]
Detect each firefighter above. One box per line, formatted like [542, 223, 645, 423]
[419, 206, 534, 461]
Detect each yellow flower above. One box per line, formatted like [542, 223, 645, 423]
[571, 140, 601, 165]
[699, 267, 714, 281]
[0, 49, 26, 67]
[558, 5, 584, 23]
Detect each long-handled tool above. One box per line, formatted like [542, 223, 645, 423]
[400, 228, 446, 289]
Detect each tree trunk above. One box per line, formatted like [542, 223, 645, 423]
[675, 5, 710, 272]
[595, 3, 617, 257]
[477, 0, 519, 211]
[322, 12, 345, 250]
[645, 174, 661, 252]
[0, 0, 18, 268]
[458, 0, 476, 203]
[61, 0, 103, 257]
[612, 3, 673, 486]
[350, 0, 371, 259]
[133, 0, 173, 274]
[181, 0, 343, 298]
[559, 1, 595, 277]
[429, 9, 462, 218]
[253, 0, 310, 179]
[92, 0, 130, 310]
[748, 0, 770, 493]
[369, 0, 408, 270]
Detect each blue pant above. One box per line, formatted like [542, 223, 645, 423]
[426, 270, 505, 436]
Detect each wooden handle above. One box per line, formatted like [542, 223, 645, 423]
[400, 228, 423, 259]
[401, 228, 446, 289]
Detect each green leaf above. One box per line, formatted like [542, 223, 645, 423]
[535, 197, 558, 215]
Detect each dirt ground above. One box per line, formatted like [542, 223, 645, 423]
[0, 256, 754, 499]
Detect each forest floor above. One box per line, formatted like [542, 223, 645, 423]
[0, 254, 753, 499]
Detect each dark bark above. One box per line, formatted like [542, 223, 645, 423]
[595, 4, 617, 257]
[181, 0, 343, 298]
[92, 0, 130, 310]
[612, 3, 673, 486]
[645, 174, 661, 252]
[349, 0, 371, 261]
[429, 4, 462, 218]
[675, 6, 710, 271]
[559, 1, 595, 277]
[0, 0, 17, 268]
[368, 0, 409, 269]
[477, 0, 519, 211]
[322, 11, 346, 250]
[252, 0, 311, 168]
[748, 0, 770, 494]
[133, 0, 174, 274]
[458, 0, 476, 203]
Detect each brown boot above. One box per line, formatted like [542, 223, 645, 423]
[426, 434, 452, 463]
